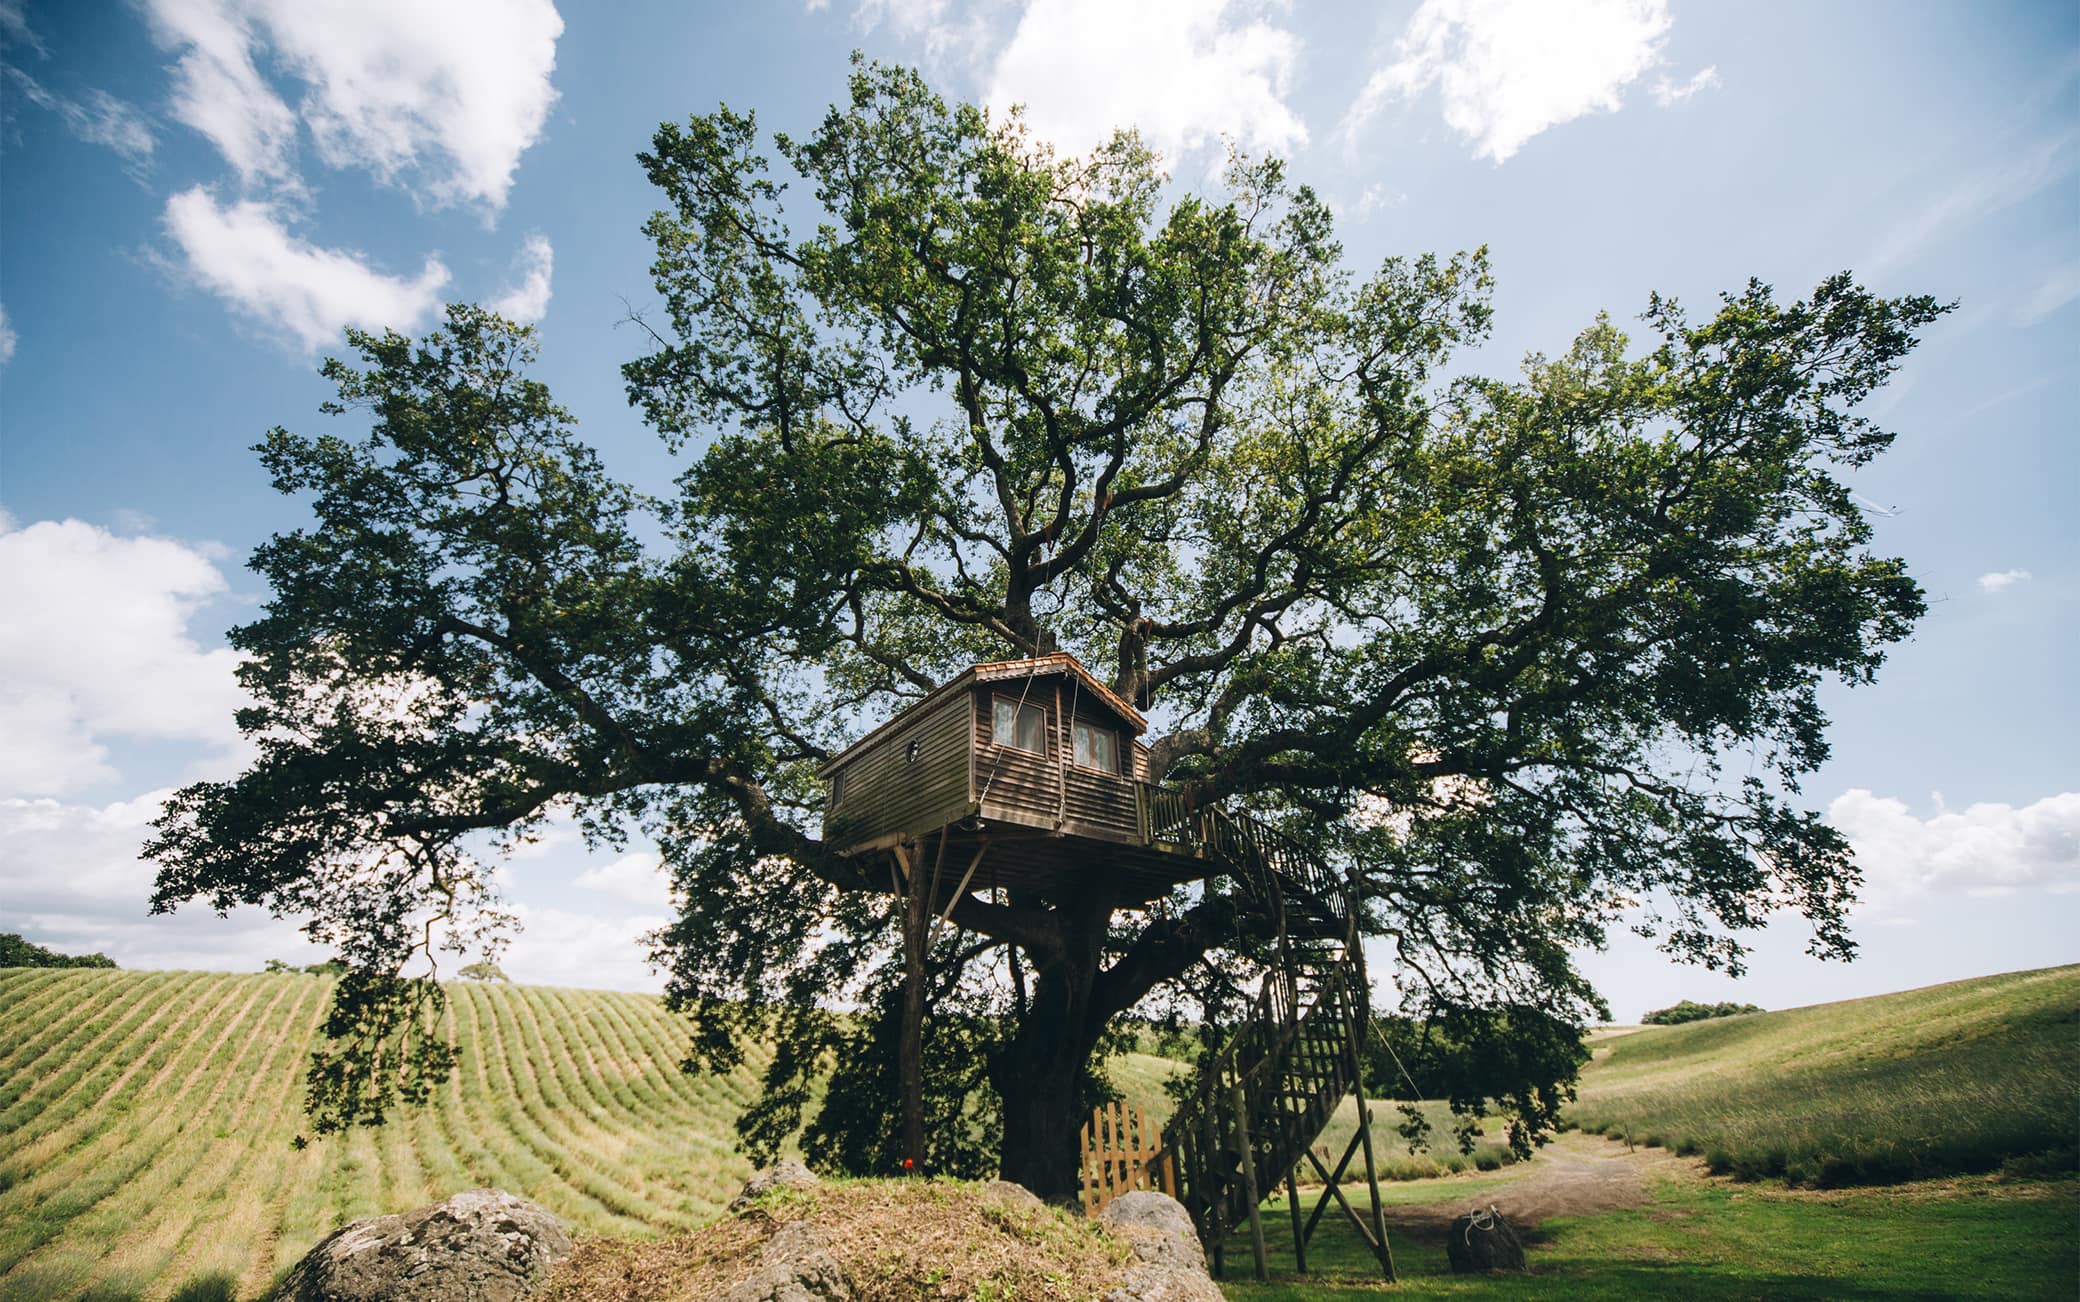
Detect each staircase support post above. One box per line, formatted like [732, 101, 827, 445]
[1284, 1161, 1308, 1273]
[1343, 938, 1395, 1281]
[1229, 1081, 1269, 1282]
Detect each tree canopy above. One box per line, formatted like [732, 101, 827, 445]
[146, 62, 1946, 1193]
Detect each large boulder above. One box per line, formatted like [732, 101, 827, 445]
[1097, 1191, 1222, 1302]
[982, 1179, 1044, 1210]
[269, 1188, 572, 1302]
[729, 1157, 822, 1214]
[721, 1219, 853, 1302]
[1445, 1207, 1527, 1273]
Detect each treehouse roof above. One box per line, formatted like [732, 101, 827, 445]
[821, 652, 1145, 775]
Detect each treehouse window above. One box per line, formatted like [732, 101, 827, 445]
[828, 772, 844, 806]
[1072, 719, 1119, 774]
[993, 696, 1047, 753]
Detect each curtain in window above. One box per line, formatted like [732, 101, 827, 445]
[994, 698, 1046, 752]
[1073, 720, 1117, 773]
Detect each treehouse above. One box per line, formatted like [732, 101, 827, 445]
[819, 653, 1201, 904]
[825, 653, 1393, 1283]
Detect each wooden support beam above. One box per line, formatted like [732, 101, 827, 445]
[895, 842, 926, 1173]
[1229, 1081, 1268, 1283]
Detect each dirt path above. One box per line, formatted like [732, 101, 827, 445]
[1368, 1132, 1700, 1234]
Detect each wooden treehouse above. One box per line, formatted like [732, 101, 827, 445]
[821, 653, 1398, 1282]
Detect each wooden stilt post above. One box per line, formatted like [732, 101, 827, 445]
[1229, 1081, 1268, 1282]
[1343, 919, 1395, 1281]
[895, 841, 927, 1173]
[1284, 1159, 1308, 1273]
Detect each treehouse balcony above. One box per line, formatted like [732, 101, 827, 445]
[819, 654, 1212, 904]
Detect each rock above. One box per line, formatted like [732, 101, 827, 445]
[722, 1219, 853, 1302]
[1098, 1191, 1222, 1302]
[982, 1179, 1043, 1210]
[268, 1188, 572, 1302]
[1445, 1207, 1527, 1273]
[729, 1158, 822, 1214]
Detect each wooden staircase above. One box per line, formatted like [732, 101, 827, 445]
[1137, 792, 1395, 1281]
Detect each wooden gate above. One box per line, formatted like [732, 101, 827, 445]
[1079, 1102, 1176, 1216]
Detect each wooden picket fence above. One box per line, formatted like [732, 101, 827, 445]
[1079, 1102, 1176, 1216]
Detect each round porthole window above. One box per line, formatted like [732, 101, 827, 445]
[906, 739, 922, 763]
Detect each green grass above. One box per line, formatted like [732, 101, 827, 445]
[1217, 1170, 2080, 1299]
[0, 970, 779, 1301]
[6, 964, 2074, 1298]
[1567, 964, 2080, 1186]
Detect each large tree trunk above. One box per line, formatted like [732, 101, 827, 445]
[991, 900, 1109, 1201]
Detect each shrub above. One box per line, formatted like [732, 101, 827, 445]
[1640, 1000, 1764, 1025]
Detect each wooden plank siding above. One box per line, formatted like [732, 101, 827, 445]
[820, 658, 1192, 901]
[822, 689, 974, 851]
[969, 682, 1145, 842]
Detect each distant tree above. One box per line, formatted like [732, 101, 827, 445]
[144, 63, 1945, 1196]
[263, 958, 298, 973]
[1642, 999, 1766, 1025]
[303, 959, 347, 977]
[457, 961, 509, 982]
[0, 933, 117, 969]
[1363, 1004, 1587, 1156]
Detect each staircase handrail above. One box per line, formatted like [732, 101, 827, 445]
[1133, 780, 1350, 937]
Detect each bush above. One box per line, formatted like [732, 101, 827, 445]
[1641, 1000, 1764, 1025]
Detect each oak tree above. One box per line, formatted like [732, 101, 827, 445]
[148, 62, 1945, 1196]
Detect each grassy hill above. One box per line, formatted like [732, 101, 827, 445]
[1568, 964, 2079, 1185]
[0, 970, 774, 1302]
[4, 963, 2073, 1299]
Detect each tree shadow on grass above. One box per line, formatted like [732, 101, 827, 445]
[1224, 1261, 1969, 1301]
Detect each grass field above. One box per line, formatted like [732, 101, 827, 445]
[0, 970, 775, 1302]
[1216, 1152, 2079, 1299]
[4, 963, 2074, 1299]
[1567, 964, 2080, 1186]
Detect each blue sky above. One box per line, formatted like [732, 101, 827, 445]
[1, 0, 2073, 1019]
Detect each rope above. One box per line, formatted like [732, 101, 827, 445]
[1460, 1204, 1502, 1243]
[1369, 1017, 1428, 1106]
[975, 662, 1042, 805]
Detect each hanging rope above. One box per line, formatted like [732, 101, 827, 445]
[976, 659, 1043, 805]
[1369, 1017, 1429, 1106]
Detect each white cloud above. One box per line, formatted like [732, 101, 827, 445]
[3, 67, 157, 166]
[0, 0, 48, 57]
[1976, 568, 2033, 593]
[0, 518, 250, 799]
[502, 902, 668, 992]
[1867, 128, 2079, 280]
[491, 233, 554, 323]
[853, 0, 1006, 70]
[146, 0, 302, 189]
[1831, 788, 2080, 907]
[145, 0, 563, 211]
[573, 852, 672, 911]
[0, 303, 15, 364]
[163, 186, 449, 351]
[986, 0, 1306, 159]
[1334, 182, 1404, 224]
[2015, 260, 2080, 327]
[1650, 65, 1718, 107]
[0, 791, 324, 970]
[1343, 0, 1677, 163]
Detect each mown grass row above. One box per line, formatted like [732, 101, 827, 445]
[1567, 964, 2080, 1187]
[0, 971, 777, 1302]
